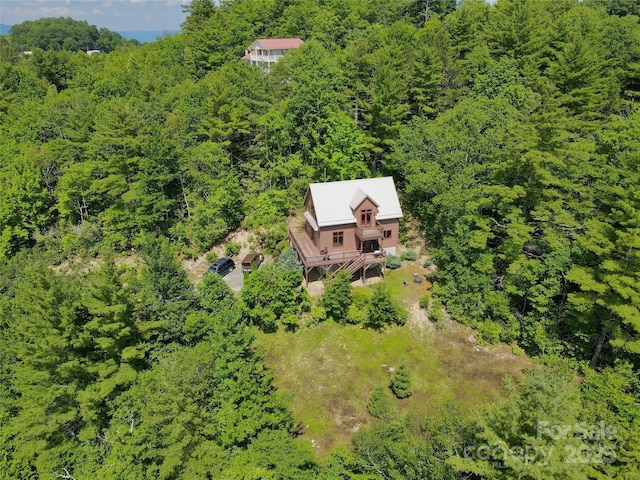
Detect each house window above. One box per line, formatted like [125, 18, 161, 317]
[384, 230, 392, 239]
[360, 209, 372, 227]
[333, 231, 344, 247]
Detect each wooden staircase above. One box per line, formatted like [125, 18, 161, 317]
[340, 254, 365, 275]
[321, 252, 385, 284]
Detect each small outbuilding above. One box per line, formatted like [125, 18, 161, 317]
[241, 253, 264, 273]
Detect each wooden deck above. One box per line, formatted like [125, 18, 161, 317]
[355, 222, 384, 240]
[288, 225, 386, 284]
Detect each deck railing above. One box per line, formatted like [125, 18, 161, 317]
[288, 226, 386, 269]
[355, 221, 384, 240]
[364, 250, 387, 263]
[246, 53, 284, 64]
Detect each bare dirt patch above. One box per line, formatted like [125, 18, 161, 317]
[306, 281, 325, 297]
[181, 229, 263, 285]
[406, 302, 435, 339]
[52, 257, 101, 275]
[52, 254, 140, 276]
[181, 255, 211, 285]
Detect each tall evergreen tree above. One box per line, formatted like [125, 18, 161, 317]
[4, 266, 96, 475]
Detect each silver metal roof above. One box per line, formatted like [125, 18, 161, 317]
[308, 177, 403, 228]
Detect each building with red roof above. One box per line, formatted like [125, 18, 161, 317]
[241, 38, 304, 72]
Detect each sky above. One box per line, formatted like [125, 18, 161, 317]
[0, 0, 188, 32]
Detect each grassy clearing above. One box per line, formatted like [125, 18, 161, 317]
[254, 267, 530, 458]
[366, 264, 429, 303]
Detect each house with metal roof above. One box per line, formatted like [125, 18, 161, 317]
[288, 177, 403, 284]
[241, 38, 304, 72]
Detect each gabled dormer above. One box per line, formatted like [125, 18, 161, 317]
[350, 188, 379, 227]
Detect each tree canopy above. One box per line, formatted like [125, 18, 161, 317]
[8, 17, 132, 53]
[1, 0, 639, 477]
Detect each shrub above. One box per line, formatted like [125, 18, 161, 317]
[276, 247, 303, 273]
[429, 310, 444, 324]
[280, 313, 300, 332]
[478, 321, 502, 344]
[419, 293, 431, 309]
[205, 251, 218, 263]
[390, 363, 413, 399]
[429, 298, 444, 323]
[346, 290, 369, 324]
[294, 288, 311, 314]
[225, 242, 240, 257]
[400, 250, 418, 261]
[274, 238, 290, 256]
[386, 255, 402, 269]
[323, 271, 352, 322]
[345, 304, 366, 324]
[396, 306, 408, 326]
[309, 304, 327, 325]
[367, 386, 396, 420]
[368, 283, 405, 329]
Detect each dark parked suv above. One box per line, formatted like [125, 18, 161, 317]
[207, 257, 235, 276]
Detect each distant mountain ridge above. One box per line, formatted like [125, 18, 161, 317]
[0, 23, 178, 44]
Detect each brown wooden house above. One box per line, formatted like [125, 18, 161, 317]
[288, 177, 403, 284]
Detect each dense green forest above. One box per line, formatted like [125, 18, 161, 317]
[1, 0, 639, 478]
[7, 17, 134, 53]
